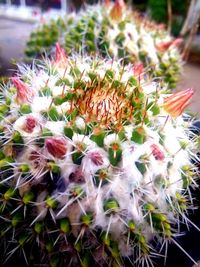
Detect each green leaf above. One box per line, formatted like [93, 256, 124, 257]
[39, 86, 52, 96]
[4, 188, 16, 201]
[103, 198, 119, 214]
[105, 69, 114, 81]
[128, 76, 137, 86]
[147, 102, 160, 116]
[53, 95, 68, 105]
[0, 104, 8, 114]
[12, 131, 23, 144]
[0, 157, 14, 171]
[80, 212, 93, 226]
[115, 32, 125, 45]
[11, 213, 22, 228]
[20, 104, 32, 114]
[18, 233, 29, 246]
[71, 67, 81, 77]
[34, 222, 43, 234]
[108, 146, 122, 166]
[46, 196, 57, 209]
[131, 128, 146, 144]
[48, 107, 60, 121]
[72, 151, 84, 165]
[60, 218, 71, 233]
[135, 161, 147, 175]
[91, 132, 105, 147]
[19, 163, 30, 173]
[80, 252, 93, 267]
[118, 131, 126, 141]
[64, 127, 73, 139]
[88, 72, 97, 82]
[22, 191, 34, 205]
[0, 150, 5, 160]
[55, 78, 71, 86]
[48, 161, 60, 174]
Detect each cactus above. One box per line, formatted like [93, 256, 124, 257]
[25, 1, 182, 88]
[0, 47, 198, 267]
[25, 17, 69, 58]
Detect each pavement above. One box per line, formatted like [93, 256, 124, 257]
[0, 17, 35, 75]
[177, 62, 200, 117]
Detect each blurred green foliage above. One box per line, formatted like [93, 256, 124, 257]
[132, 0, 188, 36]
[148, 0, 168, 23]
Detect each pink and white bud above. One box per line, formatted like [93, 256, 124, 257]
[45, 137, 67, 159]
[54, 42, 68, 68]
[89, 151, 104, 166]
[13, 114, 42, 138]
[11, 77, 34, 103]
[133, 63, 144, 79]
[24, 116, 37, 133]
[151, 144, 165, 161]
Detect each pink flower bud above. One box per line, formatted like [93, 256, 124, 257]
[156, 40, 174, 52]
[24, 116, 37, 133]
[89, 152, 104, 166]
[11, 77, 34, 104]
[156, 38, 183, 52]
[45, 137, 67, 159]
[110, 0, 125, 21]
[104, 0, 110, 6]
[54, 43, 68, 67]
[151, 144, 165, 161]
[133, 63, 144, 78]
[172, 38, 183, 48]
[163, 88, 194, 117]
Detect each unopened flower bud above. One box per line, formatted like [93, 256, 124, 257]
[151, 144, 165, 161]
[104, 0, 110, 6]
[110, 0, 125, 21]
[172, 38, 183, 48]
[133, 63, 144, 79]
[89, 152, 104, 166]
[54, 42, 68, 67]
[24, 116, 37, 133]
[45, 137, 67, 159]
[156, 38, 183, 53]
[11, 77, 34, 103]
[163, 88, 194, 117]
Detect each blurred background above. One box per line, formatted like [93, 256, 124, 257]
[0, 1, 200, 266]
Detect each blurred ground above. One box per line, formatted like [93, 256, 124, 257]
[0, 17, 200, 118]
[177, 62, 200, 117]
[0, 18, 35, 75]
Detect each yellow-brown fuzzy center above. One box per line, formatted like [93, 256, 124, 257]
[77, 87, 133, 127]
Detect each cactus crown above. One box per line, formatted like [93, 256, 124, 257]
[0, 49, 197, 266]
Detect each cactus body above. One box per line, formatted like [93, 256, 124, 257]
[25, 1, 182, 88]
[0, 51, 198, 266]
